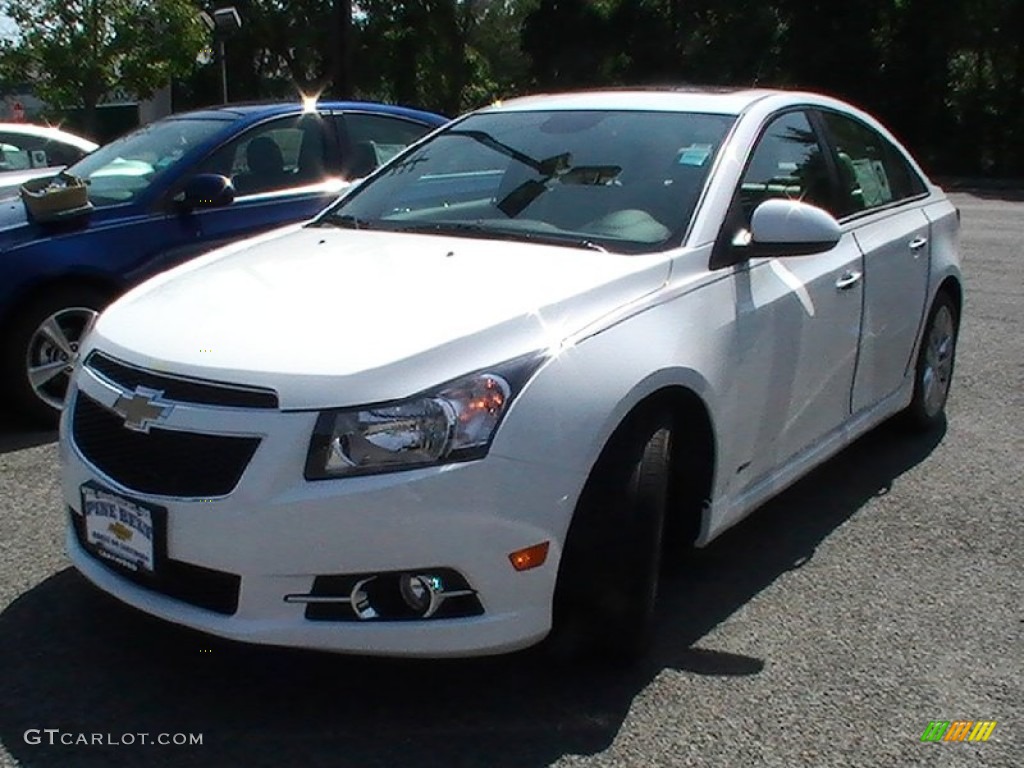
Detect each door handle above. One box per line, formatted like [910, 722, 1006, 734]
[835, 270, 862, 290]
[908, 236, 929, 251]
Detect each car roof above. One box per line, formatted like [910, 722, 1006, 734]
[480, 86, 810, 116]
[168, 100, 448, 125]
[0, 122, 98, 150]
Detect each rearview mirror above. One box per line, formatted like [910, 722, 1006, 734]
[746, 198, 841, 257]
[179, 174, 235, 209]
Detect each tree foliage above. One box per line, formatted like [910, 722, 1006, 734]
[0, 0, 208, 135]
[4, 0, 1022, 176]
[516, 0, 1024, 176]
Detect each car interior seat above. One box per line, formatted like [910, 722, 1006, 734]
[627, 144, 717, 233]
[233, 136, 290, 194]
[835, 151, 865, 213]
[343, 142, 380, 180]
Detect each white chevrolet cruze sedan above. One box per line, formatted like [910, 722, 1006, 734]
[59, 88, 962, 659]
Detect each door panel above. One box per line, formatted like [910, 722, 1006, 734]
[192, 189, 337, 250]
[736, 238, 864, 485]
[717, 109, 863, 485]
[815, 108, 934, 414]
[850, 209, 931, 413]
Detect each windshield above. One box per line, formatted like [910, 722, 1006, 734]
[316, 110, 734, 253]
[65, 117, 233, 207]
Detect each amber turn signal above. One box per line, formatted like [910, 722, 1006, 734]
[508, 541, 550, 571]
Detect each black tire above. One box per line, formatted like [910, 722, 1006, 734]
[903, 292, 959, 431]
[547, 411, 672, 663]
[1, 286, 111, 428]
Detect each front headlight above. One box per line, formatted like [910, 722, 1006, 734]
[304, 354, 544, 479]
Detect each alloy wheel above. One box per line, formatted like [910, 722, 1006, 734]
[25, 306, 98, 410]
[921, 304, 955, 419]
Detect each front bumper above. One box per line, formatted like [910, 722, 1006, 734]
[60, 369, 578, 658]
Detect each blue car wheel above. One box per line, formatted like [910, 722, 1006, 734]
[2, 286, 110, 426]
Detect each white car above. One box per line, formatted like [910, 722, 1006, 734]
[0, 122, 97, 197]
[58, 88, 962, 659]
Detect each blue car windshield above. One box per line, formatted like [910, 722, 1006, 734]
[65, 118, 232, 207]
[317, 110, 735, 253]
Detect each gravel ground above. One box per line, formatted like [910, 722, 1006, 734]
[0, 192, 1020, 767]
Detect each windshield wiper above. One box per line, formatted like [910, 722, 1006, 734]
[445, 129, 569, 176]
[310, 213, 374, 230]
[388, 221, 609, 252]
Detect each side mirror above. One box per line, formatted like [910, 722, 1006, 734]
[746, 198, 841, 257]
[179, 174, 235, 209]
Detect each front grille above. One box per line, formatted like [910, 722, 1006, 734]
[70, 509, 240, 615]
[85, 351, 279, 409]
[72, 392, 260, 497]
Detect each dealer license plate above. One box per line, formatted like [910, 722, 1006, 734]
[80, 485, 161, 573]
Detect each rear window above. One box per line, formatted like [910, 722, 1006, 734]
[820, 111, 927, 216]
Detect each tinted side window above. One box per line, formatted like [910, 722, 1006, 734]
[820, 112, 925, 216]
[0, 141, 31, 171]
[337, 114, 432, 179]
[0, 133, 88, 169]
[43, 140, 88, 167]
[196, 114, 328, 195]
[0, 133, 38, 170]
[738, 111, 834, 224]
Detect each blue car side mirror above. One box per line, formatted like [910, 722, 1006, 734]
[179, 174, 235, 209]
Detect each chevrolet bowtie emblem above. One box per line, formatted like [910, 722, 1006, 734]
[108, 521, 133, 541]
[111, 387, 172, 432]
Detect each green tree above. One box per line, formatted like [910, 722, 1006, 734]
[355, 0, 514, 114]
[521, 0, 616, 88]
[0, 0, 208, 136]
[240, 0, 334, 93]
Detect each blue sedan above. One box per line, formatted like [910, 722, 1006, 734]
[0, 101, 447, 424]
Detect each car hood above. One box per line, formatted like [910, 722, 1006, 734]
[88, 227, 670, 409]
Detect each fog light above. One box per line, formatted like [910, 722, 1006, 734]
[399, 574, 441, 617]
[351, 576, 378, 620]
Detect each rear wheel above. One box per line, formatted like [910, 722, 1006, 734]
[547, 411, 672, 662]
[1, 287, 109, 427]
[903, 292, 959, 430]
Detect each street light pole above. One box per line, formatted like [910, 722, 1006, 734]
[201, 7, 242, 106]
[219, 38, 228, 104]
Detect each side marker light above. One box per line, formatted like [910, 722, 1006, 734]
[509, 541, 550, 572]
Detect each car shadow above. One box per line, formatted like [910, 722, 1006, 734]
[0, 414, 56, 454]
[0, 418, 945, 768]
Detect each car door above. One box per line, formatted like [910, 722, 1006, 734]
[816, 110, 932, 414]
[171, 112, 342, 258]
[718, 110, 864, 481]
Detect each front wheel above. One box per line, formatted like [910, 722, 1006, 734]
[547, 411, 672, 662]
[903, 292, 959, 430]
[1, 287, 109, 427]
